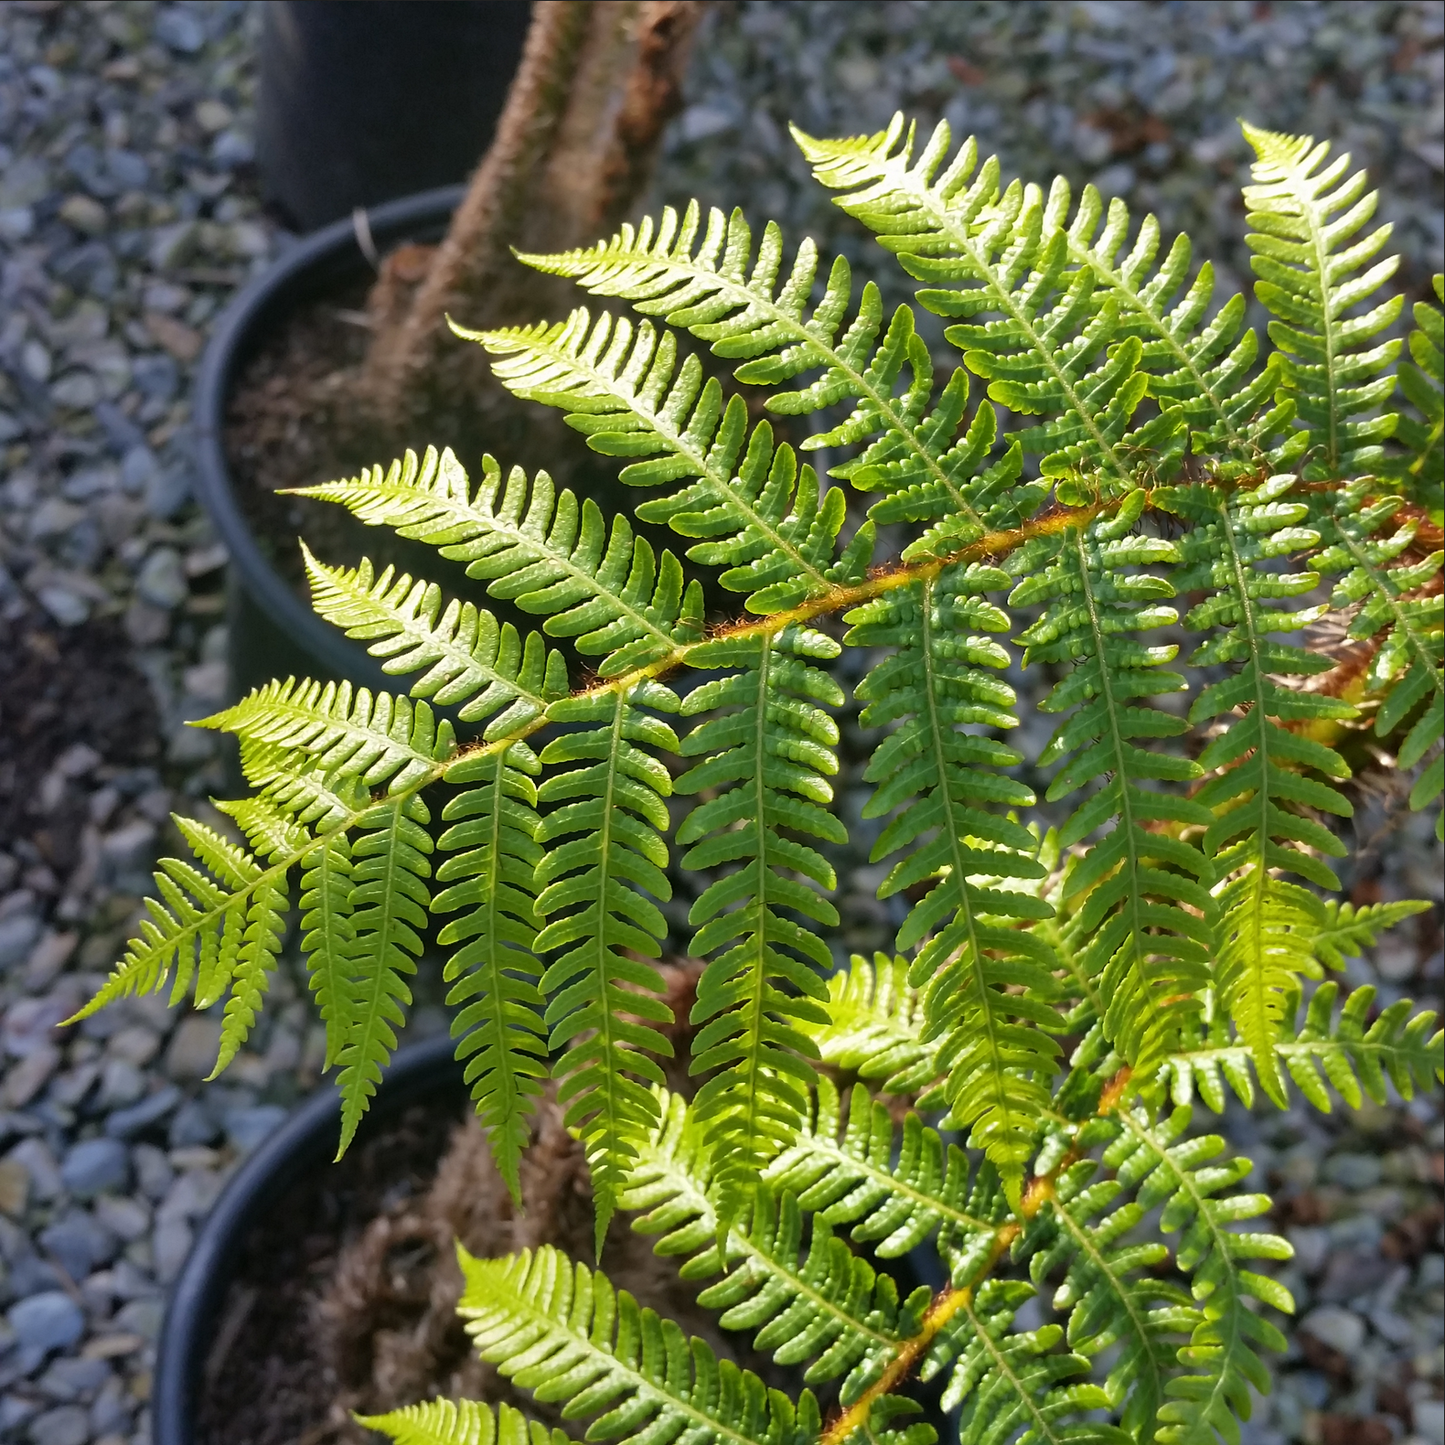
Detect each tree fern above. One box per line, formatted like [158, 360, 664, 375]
[77, 111, 1445, 1445]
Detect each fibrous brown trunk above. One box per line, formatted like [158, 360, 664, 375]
[360, 0, 704, 464]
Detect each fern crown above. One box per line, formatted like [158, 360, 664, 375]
[79, 116, 1443, 1445]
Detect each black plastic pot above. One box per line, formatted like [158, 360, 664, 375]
[153, 1032, 465, 1445]
[192, 185, 463, 703]
[256, 1, 531, 234]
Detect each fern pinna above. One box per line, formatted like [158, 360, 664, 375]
[75, 118, 1442, 1445]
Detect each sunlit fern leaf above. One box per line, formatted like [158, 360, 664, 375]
[1009, 490, 1215, 1072]
[517, 204, 1043, 547]
[302, 547, 569, 736]
[431, 742, 548, 1203]
[292, 446, 704, 677]
[676, 626, 841, 1228]
[1060, 183, 1302, 470]
[535, 682, 679, 1250]
[1164, 472, 1356, 1104]
[461, 311, 874, 614]
[237, 740, 361, 831]
[1313, 479, 1444, 835]
[795, 954, 938, 1095]
[1311, 898, 1433, 971]
[1394, 274, 1443, 508]
[298, 827, 357, 1071]
[937, 1279, 1126, 1445]
[217, 794, 311, 862]
[765, 1077, 1004, 1265]
[331, 793, 433, 1156]
[792, 114, 1178, 492]
[846, 559, 1054, 1202]
[1019, 1159, 1196, 1443]
[203, 679, 456, 795]
[1105, 1106, 1293, 1445]
[1242, 123, 1403, 480]
[619, 1091, 939, 1403]
[1163, 981, 1444, 1115]
[456, 1244, 823, 1445]
[358, 1396, 574, 1445]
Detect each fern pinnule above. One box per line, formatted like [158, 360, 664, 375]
[1242, 123, 1403, 478]
[1394, 274, 1443, 503]
[432, 742, 548, 1201]
[302, 545, 569, 734]
[676, 625, 842, 1229]
[1009, 489, 1214, 1072]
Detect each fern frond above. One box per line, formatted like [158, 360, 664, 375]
[1019, 1160, 1195, 1443]
[1105, 1106, 1293, 1445]
[294, 446, 704, 676]
[765, 1077, 1003, 1265]
[846, 559, 1055, 1200]
[534, 682, 679, 1248]
[215, 793, 311, 862]
[1312, 897, 1432, 971]
[332, 794, 433, 1156]
[522, 206, 1057, 560]
[1242, 123, 1402, 478]
[676, 626, 842, 1225]
[302, 547, 569, 735]
[239, 739, 361, 830]
[793, 115, 1177, 490]
[622, 1091, 945, 1401]
[457, 1245, 823, 1445]
[432, 742, 548, 1202]
[298, 827, 357, 1071]
[1166, 472, 1356, 1103]
[1165, 981, 1445, 1114]
[463, 311, 874, 614]
[1394, 274, 1443, 506]
[205, 679, 456, 794]
[941, 1279, 1124, 1444]
[1061, 185, 1295, 465]
[359, 1397, 572, 1445]
[1009, 490, 1214, 1070]
[1314, 479, 1444, 832]
[796, 954, 937, 1095]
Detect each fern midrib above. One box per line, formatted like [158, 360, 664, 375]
[1071, 528, 1156, 1040]
[342, 798, 409, 1137]
[901, 175, 1133, 485]
[1216, 494, 1284, 1051]
[1277, 166, 1343, 467]
[960, 1295, 1074, 1445]
[502, 330, 831, 591]
[1116, 1107, 1246, 1433]
[920, 574, 1013, 1125]
[1038, 915, 1106, 1023]
[1179, 1032, 1433, 1072]
[733, 638, 776, 1173]
[478, 750, 527, 1173]
[1064, 234, 1242, 445]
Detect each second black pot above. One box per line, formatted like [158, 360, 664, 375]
[191, 186, 463, 704]
[153, 1033, 466, 1445]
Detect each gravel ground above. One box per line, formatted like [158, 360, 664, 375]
[0, 5, 1440, 1445]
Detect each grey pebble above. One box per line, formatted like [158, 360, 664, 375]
[6, 1140, 62, 1202]
[154, 6, 206, 55]
[0, 914, 42, 969]
[92, 1195, 149, 1245]
[134, 547, 187, 610]
[1322, 1153, 1383, 1190]
[38, 1354, 111, 1401]
[223, 1105, 287, 1154]
[103, 1086, 181, 1141]
[27, 1404, 90, 1445]
[7, 1291, 83, 1352]
[59, 1138, 130, 1199]
[96, 1059, 146, 1111]
[38, 1209, 116, 1280]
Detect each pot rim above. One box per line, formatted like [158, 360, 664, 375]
[153, 1030, 462, 1445]
[190, 184, 465, 687]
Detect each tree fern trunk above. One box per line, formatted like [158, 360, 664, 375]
[360, 1, 703, 462]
